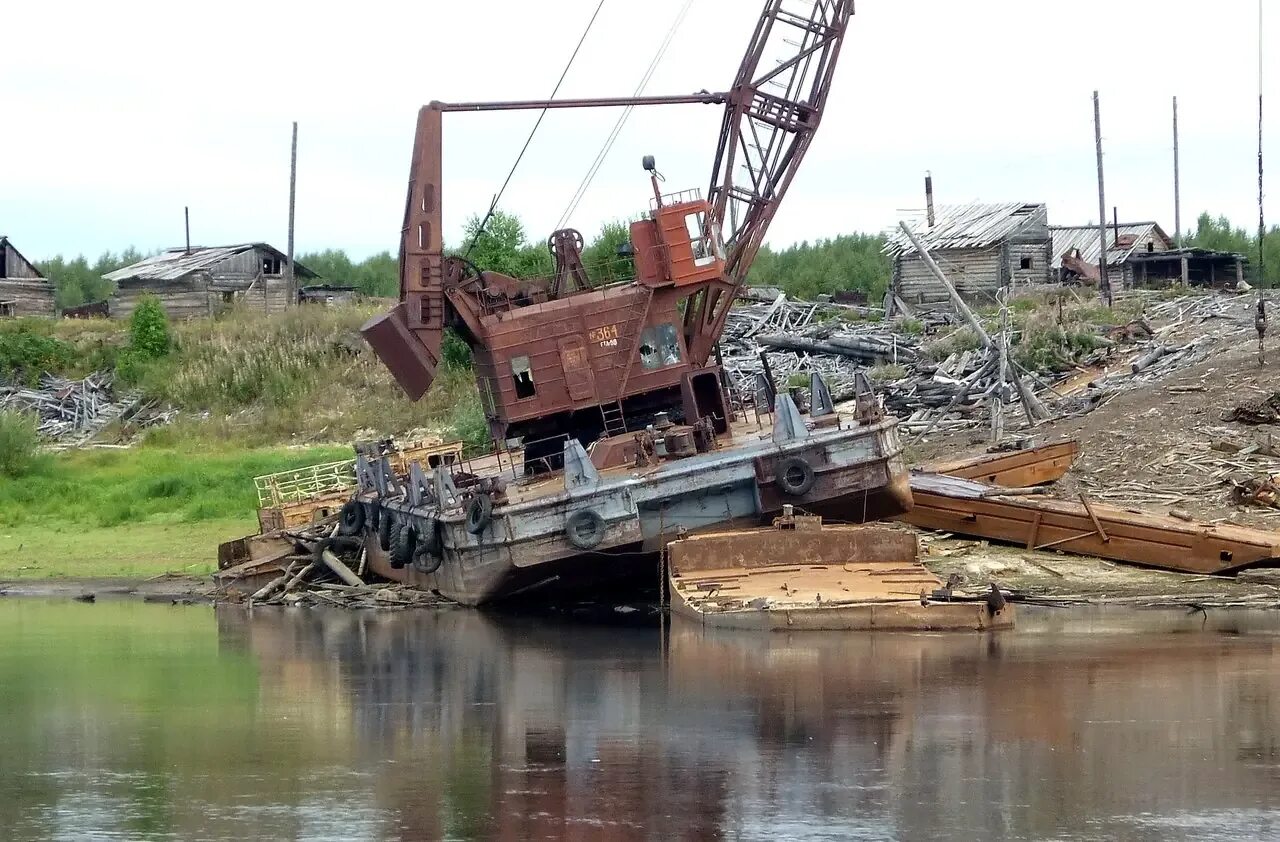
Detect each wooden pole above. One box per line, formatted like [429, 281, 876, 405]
[286, 121, 298, 308]
[1259, 0, 1267, 365]
[1173, 96, 1183, 249]
[1094, 91, 1112, 306]
[897, 222, 992, 348]
[898, 221, 1050, 424]
[184, 206, 191, 254]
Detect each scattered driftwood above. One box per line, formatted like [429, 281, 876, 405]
[215, 518, 450, 611]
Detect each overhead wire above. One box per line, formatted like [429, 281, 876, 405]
[463, 0, 608, 258]
[554, 0, 697, 232]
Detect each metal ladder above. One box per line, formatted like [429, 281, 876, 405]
[598, 286, 655, 438]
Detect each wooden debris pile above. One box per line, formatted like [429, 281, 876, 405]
[0, 371, 174, 445]
[215, 519, 449, 610]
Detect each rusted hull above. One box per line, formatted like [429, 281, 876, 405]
[927, 441, 1080, 487]
[377, 419, 911, 606]
[666, 521, 1013, 632]
[901, 473, 1280, 575]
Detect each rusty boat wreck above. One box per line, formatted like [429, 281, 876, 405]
[667, 509, 1015, 632]
[353, 384, 909, 606]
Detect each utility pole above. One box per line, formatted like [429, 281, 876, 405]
[286, 121, 299, 307]
[1093, 91, 1112, 307]
[1173, 96, 1182, 249]
[184, 206, 191, 254]
[1259, 0, 1267, 366]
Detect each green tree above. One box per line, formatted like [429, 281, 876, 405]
[581, 220, 636, 284]
[36, 249, 141, 310]
[457, 211, 552, 277]
[297, 249, 398, 298]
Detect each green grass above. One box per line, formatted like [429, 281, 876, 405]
[0, 443, 348, 579]
[0, 519, 251, 579]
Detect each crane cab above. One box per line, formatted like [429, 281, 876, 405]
[630, 186, 726, 289]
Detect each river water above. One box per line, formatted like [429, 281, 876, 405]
[2, 600, 1280, 841]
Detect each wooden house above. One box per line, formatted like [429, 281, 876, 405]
[1051, 221, 1246, 289]
[883, 202, 1051, 312]
[0, 236, 56, 318]
[103, 243, 316, 319]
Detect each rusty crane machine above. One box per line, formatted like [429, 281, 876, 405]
[363, 1, 855, 470]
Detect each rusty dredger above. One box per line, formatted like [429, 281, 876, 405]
[343, 0, 913, 605]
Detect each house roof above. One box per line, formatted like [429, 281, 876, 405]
[883, 202, 1048, 256]
[103, 243, 316, 283]
[0, 236, 48, 280]
[1049, 222, 1173, 269]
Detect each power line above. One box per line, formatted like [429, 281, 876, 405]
[555, 0, 696, 232]
[464, 0, 608, 257]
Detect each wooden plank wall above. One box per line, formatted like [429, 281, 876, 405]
[0, 279, 57, 317]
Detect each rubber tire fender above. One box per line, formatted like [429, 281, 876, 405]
[377, 509, 394, 552]
[411, 522, 444, 575]
[389, 521, 415, 569]
[775, 455, 817, 497]
[338, 501, 365, 536]
[565, 509, 606, 551]
[465, 494, 493, 535]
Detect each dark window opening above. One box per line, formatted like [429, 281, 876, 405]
[0, 301, 13, 318]
[0, 255, 7, 279]
[1147, 241, 1155, 252]
[262, 255, 283, 275]
[511, 355, 536, 399]
[639, 323, 682, 370]
[1019, 257, 1033, 271]
[221, 291, 235, 304]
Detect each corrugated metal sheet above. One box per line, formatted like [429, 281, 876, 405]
[1049, 223, 1172, 269]
[884, 202, 1047, 256]
[104, 243, 316, 283]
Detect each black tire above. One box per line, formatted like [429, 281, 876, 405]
[465, 495, 493, 535]
[565, 509, 606, 550]
[377, 510, 393, 552]
[338, 501, 365, 536]
[775, 456, 816, 496]
[389, 521, 415, 569]
[412, 522, 444, 575]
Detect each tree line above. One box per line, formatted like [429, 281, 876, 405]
[33, 209, 1279, 309]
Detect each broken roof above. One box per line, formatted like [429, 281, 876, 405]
[1049, 222, 1173, 269]
[104, 243, 317, 283]
[0, 236, 48, 280]
[884, 202, 1048, 256]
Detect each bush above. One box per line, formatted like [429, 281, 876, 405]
[0, 326, 76, 384]
[128, 295, 171, 359]
[0, 410, 42, 477]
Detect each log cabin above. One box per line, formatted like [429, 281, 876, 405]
[103, 243, 316, 319]
[0, 236, 56, 318]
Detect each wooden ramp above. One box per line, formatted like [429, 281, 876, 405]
[901, 472, 1280, 576]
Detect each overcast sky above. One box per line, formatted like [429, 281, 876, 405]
[4, 0, 1275, 262]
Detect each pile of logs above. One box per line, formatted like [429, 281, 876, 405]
[0, 371, 175, 445]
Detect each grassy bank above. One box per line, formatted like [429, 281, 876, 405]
[0, 444, 350, 579]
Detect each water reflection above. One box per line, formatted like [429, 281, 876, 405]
[2, 601, 1280, 840]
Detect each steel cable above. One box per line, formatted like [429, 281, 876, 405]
[463, 0, 608, 257]
[555, 0, 696, 232]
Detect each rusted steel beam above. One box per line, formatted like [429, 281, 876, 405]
[900, 473, 1280, 576]
[927, 441, 1080, 488]
[435, 93, 727, 112]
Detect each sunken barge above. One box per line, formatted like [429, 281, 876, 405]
[353, 386, 909, 606]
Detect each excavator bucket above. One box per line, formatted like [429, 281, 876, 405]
[362, 302, 439, 401]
